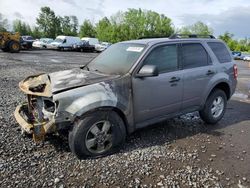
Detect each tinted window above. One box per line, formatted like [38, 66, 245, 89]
[144, 45, 178, 73]
[208, 42, 232, 63]
[182, 43, 209, 69]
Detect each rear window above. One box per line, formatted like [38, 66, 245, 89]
[182, 43, 209, 69]
[207, 42, 232, 63]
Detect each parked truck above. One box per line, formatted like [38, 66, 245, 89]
[0, 32, 21, 53]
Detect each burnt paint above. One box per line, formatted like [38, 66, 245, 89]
[52, 73, 134, 133]
[49, 68, 119, 94]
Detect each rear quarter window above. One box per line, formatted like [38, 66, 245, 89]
[207, 42, 232, 63]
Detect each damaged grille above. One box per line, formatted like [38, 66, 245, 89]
[27, 95, 56, 123]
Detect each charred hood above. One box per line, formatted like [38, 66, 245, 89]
[19, 68, 119, 96]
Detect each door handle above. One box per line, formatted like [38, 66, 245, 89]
[206, 70, 215, 75]
[169, 77, 180, 83]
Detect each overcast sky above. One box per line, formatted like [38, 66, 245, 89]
[0, 0, 250, 38]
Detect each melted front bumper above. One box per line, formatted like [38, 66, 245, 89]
[14, 103, 55, 142]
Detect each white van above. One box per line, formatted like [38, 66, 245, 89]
[48, 36, 81, 50]
[81, 37, 99, 46]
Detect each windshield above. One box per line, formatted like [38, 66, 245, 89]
[40, 38, 47, 42]
[54, 38, 63, 43]
[87, 43, 145, 75]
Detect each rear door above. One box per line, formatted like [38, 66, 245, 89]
[180, 42, 215, 111]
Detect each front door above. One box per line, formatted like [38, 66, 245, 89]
[132, 44, 183, 123]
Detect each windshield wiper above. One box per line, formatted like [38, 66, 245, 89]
[80, 65, 90, 71]
[80, 65, 106, 74]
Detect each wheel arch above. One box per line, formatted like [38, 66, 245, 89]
[212, 82, 231, 100]
[75, 106, 129, 135]
[203, 81, 231, 106]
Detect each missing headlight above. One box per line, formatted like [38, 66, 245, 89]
[43, 100, 55, 113]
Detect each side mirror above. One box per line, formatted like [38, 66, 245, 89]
[137, 65, 159, 78]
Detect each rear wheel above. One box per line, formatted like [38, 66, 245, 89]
[69, 111, 126, 159]
[9, 41, 20, 53]
[199, 89, 227, 124]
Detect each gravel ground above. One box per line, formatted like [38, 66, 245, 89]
[0, 50, 249, 188]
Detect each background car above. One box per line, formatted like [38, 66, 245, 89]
[72, 40, 95, 52]
[20, 36, 35, 50]
[32, 38, 54, 49]
[243, 56, 250, 61]
[232, 51, 242, 60]
[95, 42, 112, 52]
[81, 37, 99, 46]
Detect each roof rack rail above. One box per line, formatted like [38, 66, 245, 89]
[169, 34, 215, 39]
[138, 36, 169, 39]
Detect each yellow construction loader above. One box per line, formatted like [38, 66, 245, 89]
[0, 32, 21, 53]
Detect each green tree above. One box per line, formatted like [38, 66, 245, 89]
[32, 27, 42, 38]
[36, 6, 57, 38]
[96, 17, 112, 42]
[180, 21, 213, 35]
[57, 15, 78, 36]
[61, 16, 72, 35]
[95, 9, 174, 43]
[13, 19, 32, 35]
[70, 16, 78, 36]
[79, 20, 96, 38]
[54, 16, 63, 36]
[13, 20, 22, 33]
[219, 32, 234, 43]
[228, 40, 237, 51]
[0, 13, 9, 32]
[124, 9, 174, 39]
[219, 32, 250, 52]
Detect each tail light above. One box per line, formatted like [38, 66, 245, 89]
[233, 64, 238, 79]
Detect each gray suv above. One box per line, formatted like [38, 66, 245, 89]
[14, 34, 237, 158]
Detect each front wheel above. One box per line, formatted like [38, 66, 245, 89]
[199, 89, 227, 124]
[69, 111, 126, 159]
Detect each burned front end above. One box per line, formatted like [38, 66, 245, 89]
[14, 74, 56, 142]
[14, 69, 130, 143]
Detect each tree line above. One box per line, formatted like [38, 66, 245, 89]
[0, 7, 250, 52]
[219, 32, 250, 52]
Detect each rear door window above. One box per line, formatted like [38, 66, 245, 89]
[181, 43, 209, 69]
[207, 42, 232, 63]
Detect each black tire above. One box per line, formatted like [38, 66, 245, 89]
[69, 111, 126, 159]
[199, 89, 227, 124]
[9, 41, 20, 53]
